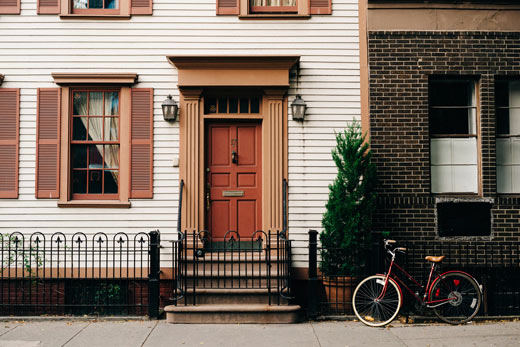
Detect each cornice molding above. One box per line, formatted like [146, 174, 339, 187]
[52, 73, 138, 85]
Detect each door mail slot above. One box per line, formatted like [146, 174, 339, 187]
[222, 190, 244, 197]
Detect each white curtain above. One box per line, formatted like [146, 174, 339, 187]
[77, 92, 119, 183]
[251, 0, 296, 6]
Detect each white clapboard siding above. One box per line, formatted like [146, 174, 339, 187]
[0, 0, 360, 268]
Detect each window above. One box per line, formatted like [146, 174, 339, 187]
[437, 201, 491, 237]
[72, 0, 119, 14]
[250, 0, 296, 13]
[216, 0, 331, 17]
[496, 80, 520, 193]
[430, 79, 478, 194]
[36, 73, 153, 207]
[70, 90, 120, 199]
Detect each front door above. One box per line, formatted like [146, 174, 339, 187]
[206, 121, 262, 240]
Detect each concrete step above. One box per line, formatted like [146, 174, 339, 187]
[178, 288, 289, 305]
[165, 304, 301, 324]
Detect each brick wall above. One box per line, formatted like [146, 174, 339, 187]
[368, 31, 520, 242]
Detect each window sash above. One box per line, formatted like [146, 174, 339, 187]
[70, 89, 120, 199]
[250, 0, 297, 12]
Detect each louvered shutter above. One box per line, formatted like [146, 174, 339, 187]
[217, 0, 238, 15]
[0, 89, 19, 199]
[310, 0, 331, 15]
[37, 0, 59, 14]
[0, 0, 20, 14]
[131, 0, 152, 15]
[131, 89, 153, 199]
[36, 88, 60, 199]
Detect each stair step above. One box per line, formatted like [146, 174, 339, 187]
[177, 288, 289, 305]
[165, 304, 301, 324]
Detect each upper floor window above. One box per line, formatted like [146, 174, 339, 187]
[71, 90, 120, 199]
[250, 0, 296, 13]
[73, 0, 119, 13]
[430, 79, 478, 194]
[496, 79, 520, 194]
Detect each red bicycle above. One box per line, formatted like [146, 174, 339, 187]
[352, 239, 482, 327]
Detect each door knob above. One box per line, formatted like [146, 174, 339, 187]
[231, 150, 238, 164]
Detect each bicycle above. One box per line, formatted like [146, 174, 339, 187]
[352, 239, 482, 327]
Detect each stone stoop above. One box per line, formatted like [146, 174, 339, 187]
[164, 303, 301, 324]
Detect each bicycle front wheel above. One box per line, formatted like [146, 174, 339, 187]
[352, 275, 402, 327]
[429, 271, 481, 324]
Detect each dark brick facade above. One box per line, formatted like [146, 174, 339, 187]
[369, 31, 520, 242]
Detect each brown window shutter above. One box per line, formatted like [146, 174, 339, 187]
[0, 0, 20, 14]
[0, 89, 19, 198]
[37, 0, 60, 14]
[131, 0, 152, 15]
[310, 0, 331, 15]
[131, 88, 153, 199]
[217, 0, 238, 15]
[36, 88, 60, 199]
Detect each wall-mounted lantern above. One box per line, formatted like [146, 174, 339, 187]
[162, 95, 179, 122]
[291, 94, 307, 121]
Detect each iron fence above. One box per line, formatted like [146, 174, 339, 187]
[308, 231, 520, 318]
[0, 231, 157, 316]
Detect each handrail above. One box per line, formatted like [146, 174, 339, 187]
[177, 179, 184, 234]
[282, 178, 287, 234]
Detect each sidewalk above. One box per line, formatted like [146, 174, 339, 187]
[0, 319, 518, 347]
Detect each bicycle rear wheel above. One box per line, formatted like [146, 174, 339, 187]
[429, 271, 481, 324]
[352, 275, 402, 327]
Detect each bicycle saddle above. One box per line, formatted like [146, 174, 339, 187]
[425, 256, 445, 263]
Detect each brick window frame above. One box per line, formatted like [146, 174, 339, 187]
[429, 78, 480, 195]
[35, 73, 153, 208]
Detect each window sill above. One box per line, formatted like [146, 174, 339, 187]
[60, 14, 131, 19]
[58, 200, 131, 208]
[238, 14, 310, 19]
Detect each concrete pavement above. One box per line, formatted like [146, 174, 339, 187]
[0, 319, 518, 347]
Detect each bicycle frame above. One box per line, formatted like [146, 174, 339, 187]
[380, 250, 457, 308]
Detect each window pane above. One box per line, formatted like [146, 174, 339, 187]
[104, 171, 118, 194]
[89, 92, 103, 115]
[88, 117, 103, 141]
[73, 92, 87, 115]
[104, 117, 119, 141]
[430, 108, 474, 135]
[251, 0, 296, 6]
[72, 0, 87, 9]
[240, 98, 249, 113]
[218, 98, 227, 113]
[72, 170, 87, 194]
[497, 108, 510, 135]
[430, 81, 473, 107]
[205, 97, 217, 114]
[88, 170, 103, 194]
[104, 0, 118, 8]
[104, 145, 119, 168]
[437, 202, 491, 237]
[495, 80, 509, 108]
[251, 97, 260, 113]
[89, 145, 103, 169]
[72, 144, 87, 168]
[90, 0, 103, 8]
[104, 92, 119, 115]
[229, 98, 238, 113]
[72, 117, 87, 140]
[511, 81, 520, 108]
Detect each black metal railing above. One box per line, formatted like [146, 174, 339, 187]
[308, 231, 520, 318]
[170, 229, 292, 306]
[0, 231, 158, 316]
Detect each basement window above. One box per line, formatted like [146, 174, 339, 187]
[437, 201, 491, 237]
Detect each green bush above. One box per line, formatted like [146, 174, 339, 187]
[320, 122, 377, 277]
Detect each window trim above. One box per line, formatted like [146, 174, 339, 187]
[52, 73, 137, 208]
[238, 0, 310, 18]
[429, 77, 482, 195]
[60, 0, 130, 18]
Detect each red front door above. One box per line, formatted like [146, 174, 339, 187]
[206, 121, 262, 239]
